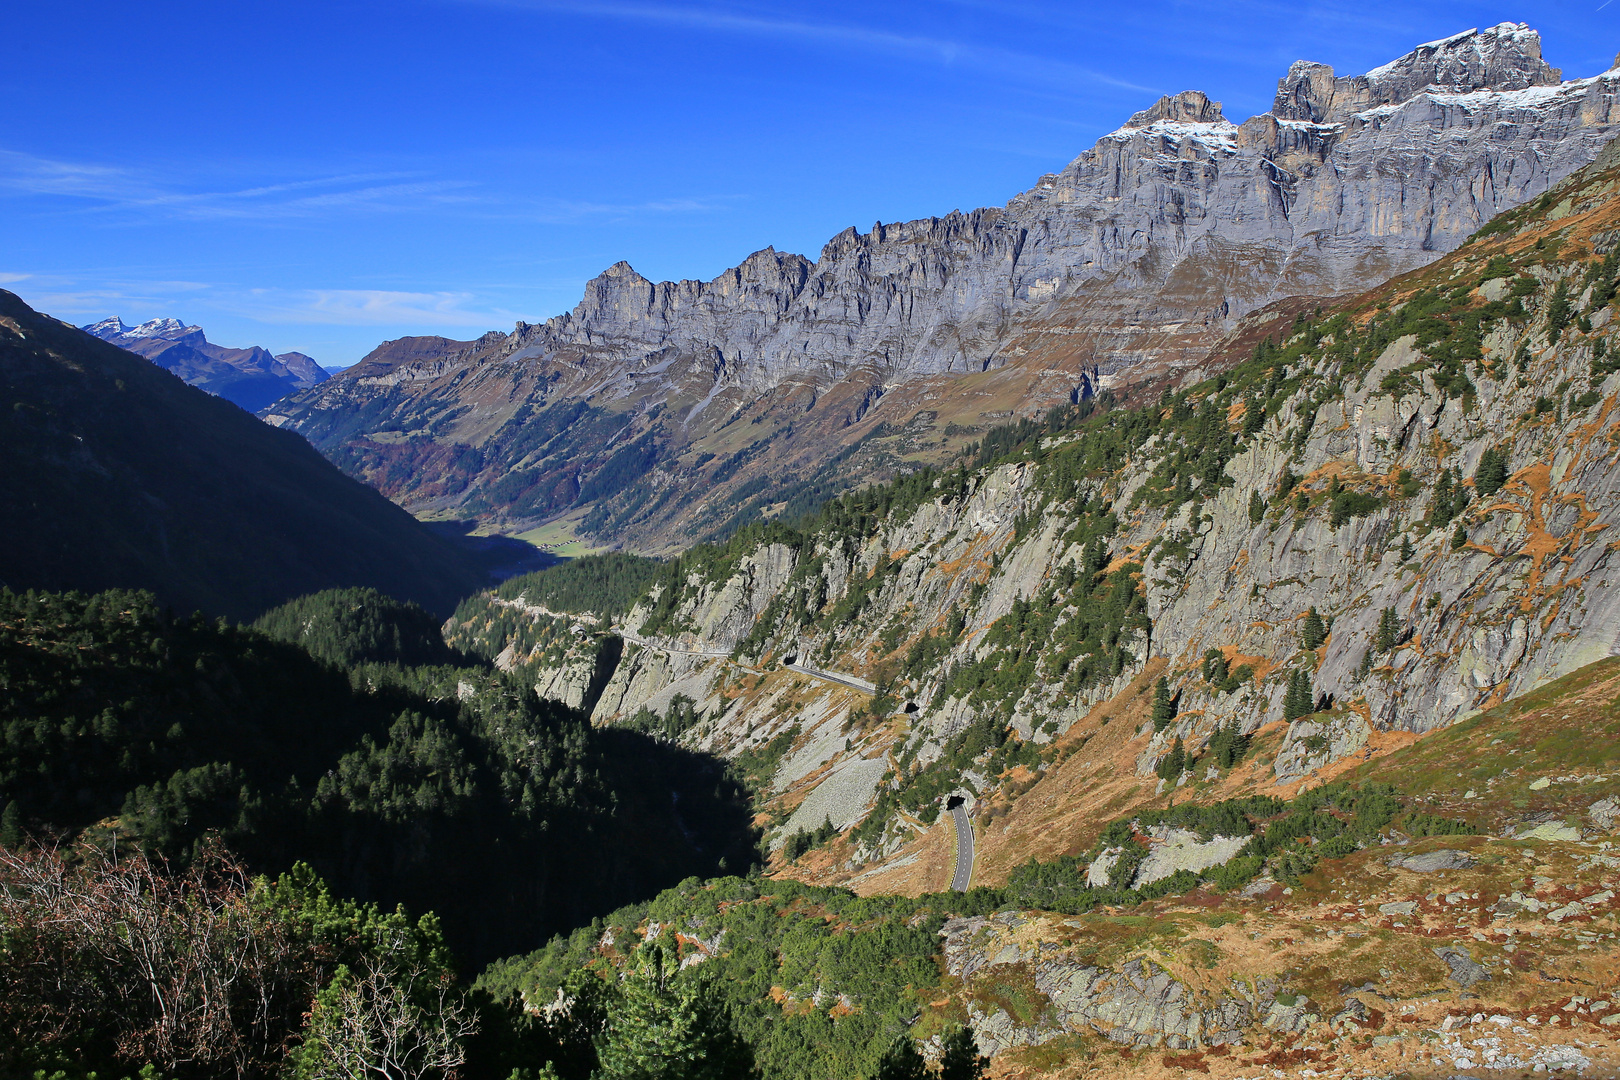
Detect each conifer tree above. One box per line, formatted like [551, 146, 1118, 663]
[1283, 669, 1315, 720]
[0, 800, 20, 848]
[1300, 607, 1327, 650]
[1151, 677, 1176, 732]
[593, 943, 753, 1080]
[1207, 721, 1251, 769]
[1374, 606, 1401, 652]
[1248, 489, 1266, 524]
[1548, 279, 1572, 337]
[1475, 446, 1509, 497]
[871, 1035, 926, 1080]
[1399, 534, 1414, 562]
[1155, 736, 1186, 780]
[938, 1027, 989, 1080]
[1243, 394, 1266, 437]
[1431, 470, 1456, 527]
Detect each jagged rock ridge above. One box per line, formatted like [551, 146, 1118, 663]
[270, 24, 1620, 549]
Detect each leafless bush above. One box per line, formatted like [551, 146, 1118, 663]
[292, 954, 477, 1080]
[0, 839, 313, 1077]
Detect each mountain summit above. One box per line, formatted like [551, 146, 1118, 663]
[269, 24, 1620, 551]
[86, 315, 327, 412]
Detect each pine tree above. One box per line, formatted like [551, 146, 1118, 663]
[1374, 606, 1401, 652]
[871, 1035, 926, 1080]
[593, 943, 754, 1080]
[1156, 736, 1187, 780]
[1399, 534, 1414, 562]
[1207, 721, 1251, 770]
[1151, 677, 1176, 732]
[1475, 446, 1509, 497]
[1243, 394, 1266, 436]
[0, 800, 20, 848]
[1548, 280, 1572, 337]
[1249, 489, 1266, 524]
[1083, 537, 1110, 575]
[1300, 607, 1327, 650]
[1452, 523, 1469, 550]
[1283, 669, 1315, 720]
[938, 1027, 990, 1080]
[1431, 470, 1456, 528]
[1450, 470, 1471, 518]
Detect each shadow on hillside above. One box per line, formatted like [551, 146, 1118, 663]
[298, 726, 760, 970]
[425, 519, 561, 585]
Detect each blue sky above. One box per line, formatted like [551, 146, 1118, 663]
[4, 1, 1617, 366]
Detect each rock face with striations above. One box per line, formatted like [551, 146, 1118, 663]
[268, 24, 1620, 549]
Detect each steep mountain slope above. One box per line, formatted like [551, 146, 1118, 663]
[271, 23, 1620, 550]
[1, 291, 484, 619]
[450, 127, 1620, 901]
[480, 659, 1620, 1079]
[450, 138, 1620, 1076]
[85, 315, 328, 412]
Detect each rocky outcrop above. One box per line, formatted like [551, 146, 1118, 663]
[269, 25, 1620, 549]
[942, 913, 1265, 1053]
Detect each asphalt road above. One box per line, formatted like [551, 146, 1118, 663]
[783, 662, 877, 694]
[613, 628, 732, 660]
[950, 803, 974, 892]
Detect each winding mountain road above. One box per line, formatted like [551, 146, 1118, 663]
[949, 802, 974, 892]
[614, 628, 732, 659]
[782, 662, 876, 695]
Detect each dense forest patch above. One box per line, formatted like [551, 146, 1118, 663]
[0, 587, 760, 966]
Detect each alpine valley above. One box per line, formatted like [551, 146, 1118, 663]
[12, 20, 1620, 1080]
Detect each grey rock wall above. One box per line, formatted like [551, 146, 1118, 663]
[268, 25, 1620, 551]
[508, 23, 1619, 390]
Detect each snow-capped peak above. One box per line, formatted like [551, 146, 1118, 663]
[82, 316, 129, 340]
[123, 317, 201, 340]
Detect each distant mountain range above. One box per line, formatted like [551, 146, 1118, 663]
[4, 292, 485, 620]
[84, 315, 329, 412]
[265, 22, 1620, 551]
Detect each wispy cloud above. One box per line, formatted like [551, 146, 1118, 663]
[0, 145, 730, 229]
[513, 194, 732, 224]
[8, 273, 525, 335]
[0, 149, 477, 222]
[242, 288, 523, 327]
[467, 0, 1161, 95]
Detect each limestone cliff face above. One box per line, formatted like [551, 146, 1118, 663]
[460, 23, 1615, 384]
[268, 25, 1620, 550]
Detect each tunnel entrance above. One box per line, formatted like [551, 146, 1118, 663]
[945, 795, 965, 811]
